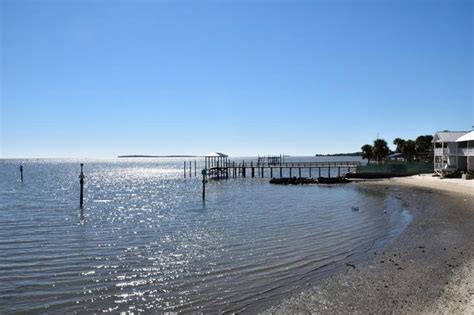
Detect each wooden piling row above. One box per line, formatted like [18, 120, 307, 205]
[184, 160, 200, 178]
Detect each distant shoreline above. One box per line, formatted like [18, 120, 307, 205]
[315, 152, 361, 157]
[117, 155, 199, 158]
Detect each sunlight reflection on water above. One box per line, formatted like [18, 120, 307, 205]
[0, 158, 411, 313]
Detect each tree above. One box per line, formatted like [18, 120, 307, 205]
[403, 140, 416, 162]
[415, 135, 434, 162]
[393, 138, 406, 153]
[361, 144, 374, 164]
[373, 139, 389, 163]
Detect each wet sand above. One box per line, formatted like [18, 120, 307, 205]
[263, 175, 474, 314]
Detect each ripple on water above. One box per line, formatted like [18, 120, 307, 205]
[0, 159, 411, 313]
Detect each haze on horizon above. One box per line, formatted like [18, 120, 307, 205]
[1, 0, 472, 158]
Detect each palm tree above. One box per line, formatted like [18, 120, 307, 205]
[373, 139, 389, 163]
[404, 140, 416, 163]
[361, 144, 374, 164]
[393, 138, 406, 153]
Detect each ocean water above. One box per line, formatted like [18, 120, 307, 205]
[0, 158, 411, 313]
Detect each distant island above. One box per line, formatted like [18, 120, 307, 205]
[315, 152, 361, 157]
[117, 155, 199, 158]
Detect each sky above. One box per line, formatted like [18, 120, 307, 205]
[1, 0, 472, 158]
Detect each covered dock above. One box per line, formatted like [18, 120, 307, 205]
[205, 152, 229, 179]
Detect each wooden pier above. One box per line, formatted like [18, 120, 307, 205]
[188, 154, 360, 200]
[205, 160, 359, 180]
[184, 153, 360, 181]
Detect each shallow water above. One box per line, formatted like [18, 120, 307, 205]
[0, 158, 411, 313]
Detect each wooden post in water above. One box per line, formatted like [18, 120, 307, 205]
[184, 162, 186, 178]
[328, 166, 331, 178]
[280, 167, 282, 178]
[309, 167, 312, 177]
[202, 170, 206, 201]
[261, 167, 264, 178]
[299, 167, 301, 178]
[319, 167, 321, 177]
[194, 160, 197, 177]
[251, 161, 255, 178]
[338, 167, 341, 177]
[290, 168, 292, 177]
[270, 167, 273, 178]
[189, 161, 192, 178]
[79, 164, 85, 210]
[242, 160, 246, 178]
[20, 165, 23, 182]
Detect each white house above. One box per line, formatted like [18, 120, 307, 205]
[456, 131, 474, 171]
[433, 130, 474, 173]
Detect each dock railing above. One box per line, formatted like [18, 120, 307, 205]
[225, 161, 360, 168]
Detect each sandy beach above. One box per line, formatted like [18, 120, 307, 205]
[263, 175, 474, 314]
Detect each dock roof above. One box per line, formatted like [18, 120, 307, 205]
[205, 152, 228, 157]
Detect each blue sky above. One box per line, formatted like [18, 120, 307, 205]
[1, 0, 472, 158]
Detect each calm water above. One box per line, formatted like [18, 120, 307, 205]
[0, 158, 411, 313]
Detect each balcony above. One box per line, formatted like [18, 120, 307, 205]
[434, 148, 457, 156]
[435, 147, 474, 156]
[458, 147, 474, 156]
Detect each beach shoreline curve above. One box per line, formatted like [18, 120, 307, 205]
[262, 175, 474, 314]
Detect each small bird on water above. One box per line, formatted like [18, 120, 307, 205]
[351, 206, 359, 211]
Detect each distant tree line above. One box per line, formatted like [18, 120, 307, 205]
[361, 135, 433, 164]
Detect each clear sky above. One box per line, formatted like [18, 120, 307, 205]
[1, 0, 472, 158]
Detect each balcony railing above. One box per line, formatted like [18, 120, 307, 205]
[434, 147, 474, 156]
[458, 147, 474, 156]
[434, 148, 457, 155]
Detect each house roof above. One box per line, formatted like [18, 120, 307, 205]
[387, 152, 404, 159]
[434, 131, 468, 143]
[456, 131, 474, 142]
[205, 152, 228, 157]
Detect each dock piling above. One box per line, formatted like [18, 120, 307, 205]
[79, 164, 85, 210]
[202, 170, 206, 201]
[20, 165, 23, 182]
